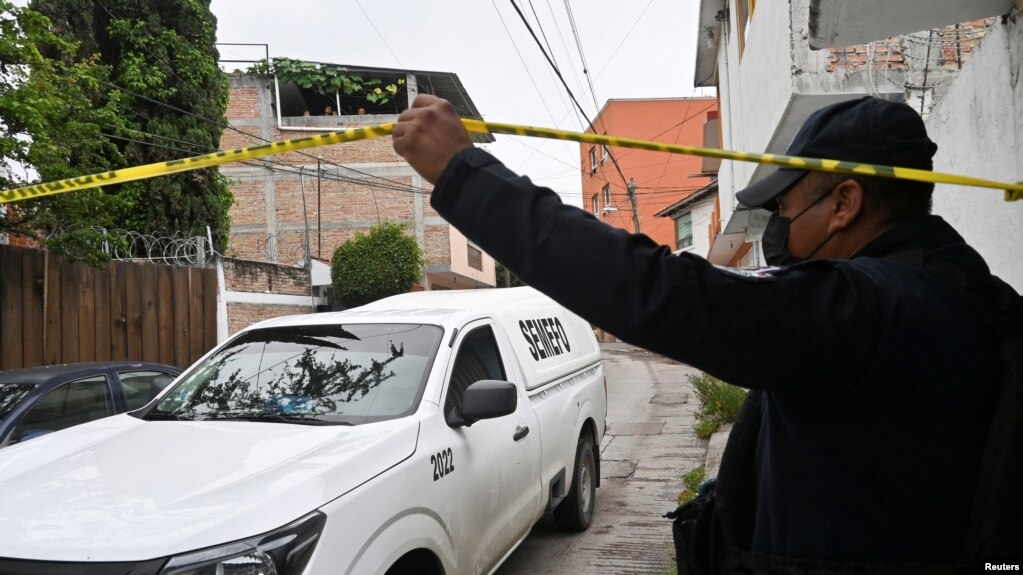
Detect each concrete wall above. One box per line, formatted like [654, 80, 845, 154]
[715, 0, 797, 233]
[220, 257, 324, 337]
[926, 12, 1023, 290]
[733, 0, 797, 181]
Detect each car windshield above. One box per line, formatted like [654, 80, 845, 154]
[0, 383, 39, 421]
[150, 323, 442, 425]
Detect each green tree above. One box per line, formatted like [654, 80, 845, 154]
[0, 1, 126, 266]
[331, 222, 425, 308]
[31, 0, 233, 251]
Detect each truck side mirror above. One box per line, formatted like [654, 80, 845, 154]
[458, 380, 517, 426]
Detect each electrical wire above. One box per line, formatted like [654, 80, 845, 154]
[543, 0, 590, 130]
[561, 0, 602, 119]
[594, 0, 657, 80]
[353, 0, 403, 67]
[490, 0, 564, 133]
[489, 0, 579, 167]
[510, 0, 632, 218]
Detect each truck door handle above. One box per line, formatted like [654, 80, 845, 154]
[513, 426, 529, 441]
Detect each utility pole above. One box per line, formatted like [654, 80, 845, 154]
[627, 178, 641, 233]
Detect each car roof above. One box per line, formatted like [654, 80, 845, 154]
[0, 361, 180, 386]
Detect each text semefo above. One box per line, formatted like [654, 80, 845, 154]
[519, 318, 572, 361]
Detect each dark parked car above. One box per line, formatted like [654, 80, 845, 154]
[0, 361, 181, 448]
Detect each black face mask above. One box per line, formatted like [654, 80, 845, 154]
[761, 185, 837, 267]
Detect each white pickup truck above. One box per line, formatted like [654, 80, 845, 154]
[0, 287, 607, 575]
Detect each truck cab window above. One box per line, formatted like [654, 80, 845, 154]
[446, 326, 506, 425]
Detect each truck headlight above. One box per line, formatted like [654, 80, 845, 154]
[159, 512, 326, 575]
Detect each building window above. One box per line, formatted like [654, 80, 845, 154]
[467, 244, 482, 271]
[589, 147, 597, 174]
[603, 184, 612, 208]
[676, 212, 694, 250]
[591, 194, 599, 215]
[601, 145, 610, 163]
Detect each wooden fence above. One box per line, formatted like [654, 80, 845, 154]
[0, 244, 217, 371]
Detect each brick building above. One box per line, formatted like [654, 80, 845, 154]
[219, 62, 497, 329]
[579, 98, 720, 256]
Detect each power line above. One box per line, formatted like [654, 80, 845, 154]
[490, 0, 563, 129]
[543, 0, 590, 130]
[528, 0, 562, 77]
[353, 0, 404, 67]
[561, 0, 602, 118]
[522, 0, 582, 146]
[509, 0, 633, 219]
[594, 0, 657, 80]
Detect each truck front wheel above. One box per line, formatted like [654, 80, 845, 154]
[554, 432, 596, 531]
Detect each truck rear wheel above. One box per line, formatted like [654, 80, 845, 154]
[554, 432, 596, 531]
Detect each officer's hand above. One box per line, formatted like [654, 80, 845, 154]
[392, 95, 473, 185]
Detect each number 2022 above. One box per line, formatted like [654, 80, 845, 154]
[431, 448, 454, 481]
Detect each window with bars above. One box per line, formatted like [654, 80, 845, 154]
[467, 244, 482, 271]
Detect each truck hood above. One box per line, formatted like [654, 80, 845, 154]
[0, 413, 420, 561]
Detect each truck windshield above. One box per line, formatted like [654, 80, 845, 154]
[150, 323, 443, 425]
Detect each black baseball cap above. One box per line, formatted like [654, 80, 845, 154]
[735, 96, 938, 210]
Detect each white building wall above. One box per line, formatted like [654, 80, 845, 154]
[732, 0, 797, 188]
[718, 1, 797, 211]
[925, 14, 1023, 291]
[691, 199, 717, 258]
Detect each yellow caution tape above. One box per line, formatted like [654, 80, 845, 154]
[0, 124, 397, 205]
[2, 119, 1022, 204]
[462, 120, 1023, 202]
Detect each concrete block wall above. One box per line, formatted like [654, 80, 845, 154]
[221, 257, 319, 337]
[926, 10, 1023, 291]
[224, 258, 308, 295]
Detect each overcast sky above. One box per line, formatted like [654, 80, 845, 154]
[210, 0, 713, 206]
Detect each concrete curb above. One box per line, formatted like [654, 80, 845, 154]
[704, 423, 732, 478]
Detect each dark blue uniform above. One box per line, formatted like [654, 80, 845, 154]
[432, 147, 1000, 563]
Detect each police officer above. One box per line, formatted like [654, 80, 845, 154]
[393, 95, 1009, 569]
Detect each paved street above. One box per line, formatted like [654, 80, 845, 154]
[498, 343, 707, 575]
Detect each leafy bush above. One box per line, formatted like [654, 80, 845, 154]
[331, 222, 425, 308]
[690, 372, 747, 440]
